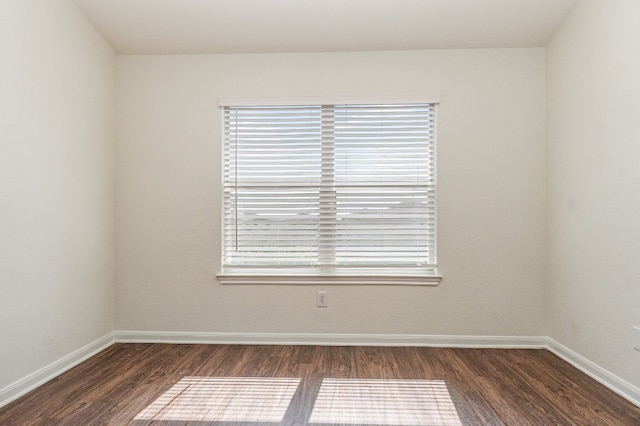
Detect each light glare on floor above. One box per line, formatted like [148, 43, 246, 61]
[308, 378, 462, 425]
[134, 376, 300, 422]
[135, 376, 462, 425]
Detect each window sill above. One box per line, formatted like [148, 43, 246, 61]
[217, 269, 442, 286]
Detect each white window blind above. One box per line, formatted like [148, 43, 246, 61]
[222, 102, 437, 277]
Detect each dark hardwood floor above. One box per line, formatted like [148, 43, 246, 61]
[0, 344, 638, 425]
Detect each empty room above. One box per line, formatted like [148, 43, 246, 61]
[1, 0, 639, 424]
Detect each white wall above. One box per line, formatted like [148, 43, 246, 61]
[547, 0, 640, 388]
[0, 0, 116, 390]
[116, 49, 547, 336]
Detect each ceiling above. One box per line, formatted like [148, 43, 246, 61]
[74, 0, 580, 55]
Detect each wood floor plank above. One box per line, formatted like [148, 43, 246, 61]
[0, 344, 638, 425]
[458, 349, 578, 425]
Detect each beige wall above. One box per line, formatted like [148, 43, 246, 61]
[0, 0, 116, 390]
[115, 49, 547, 336]
[547, 0, 640, 388]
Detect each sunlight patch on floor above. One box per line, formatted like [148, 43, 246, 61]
[134, 377, 300, 422]
[308, 378, 462, 425]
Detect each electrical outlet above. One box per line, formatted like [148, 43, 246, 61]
[633, 326, 640, 351]
[317, 291, 328, 307]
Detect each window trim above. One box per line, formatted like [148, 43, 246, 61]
[218, 97, 441, 286]
[216, 270, 442, 286]
[219, 96, 440, 107]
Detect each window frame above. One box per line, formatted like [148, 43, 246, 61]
[217, 97, 441, 286]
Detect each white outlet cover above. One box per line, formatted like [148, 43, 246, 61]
[633, 326, 640, 351]
[317, 291, 328, 307]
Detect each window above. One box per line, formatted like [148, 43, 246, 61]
[219, 100, 439, 285]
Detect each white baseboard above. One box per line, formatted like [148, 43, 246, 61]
[0, 333, 115, 408]
[2, 332, 638, 411]
[546, 338, 640, 408]
[113, 330, 548, 348]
